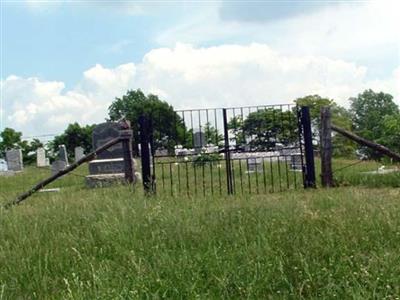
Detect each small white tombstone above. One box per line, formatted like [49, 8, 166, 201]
[74, 146, 85, 162]
[36, 147, 49, 167]
[155, 149, 168, 157]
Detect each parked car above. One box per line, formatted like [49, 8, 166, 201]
[0, 159, 8, 171]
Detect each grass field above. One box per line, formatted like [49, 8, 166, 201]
[1, 159, 400, 298]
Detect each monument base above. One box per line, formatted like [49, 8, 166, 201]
[85, 173, 127, 188]
[88, 158, 136, 175]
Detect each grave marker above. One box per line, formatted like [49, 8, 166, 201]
[58, 145, 69, 164]
[74, 146, 85, 162]
[86, 122, 136, 187]
[51, 160, 68, 176]
[247, 157, 263, 173]
[36, 147, 49, 167]
[5, 149, 23, 171]
[193, 130, 206, 152]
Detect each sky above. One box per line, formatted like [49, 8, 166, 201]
[1, 0, 399, 138]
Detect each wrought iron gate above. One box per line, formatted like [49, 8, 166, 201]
[139, 105, 315, 196]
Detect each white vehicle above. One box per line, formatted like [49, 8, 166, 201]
[0, 159, 8, 171]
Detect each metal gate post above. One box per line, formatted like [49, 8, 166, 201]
[301, 106, 316, 188]
[223, 108, 234, 194]
[139, 115, 153, 194]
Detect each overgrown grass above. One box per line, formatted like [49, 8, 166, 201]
[1, 180, 400, 298]
[1, 159, 400, 298]
[330, 158, 400, 188]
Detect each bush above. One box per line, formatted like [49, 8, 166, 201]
[192, 152, 220, 167]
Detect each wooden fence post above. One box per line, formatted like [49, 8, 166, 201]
[120, 129, 134, 184]
[320, 106, 334, 187]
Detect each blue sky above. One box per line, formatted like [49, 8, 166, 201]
[1, 0, 399, 136]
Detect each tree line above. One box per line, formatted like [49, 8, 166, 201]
[0, 88, 398, 163]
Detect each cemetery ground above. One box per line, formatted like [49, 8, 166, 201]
[1, 160, 400, 298]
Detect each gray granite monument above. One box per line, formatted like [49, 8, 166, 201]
[85, 122, 136, 188]
[51, 160, 68, 175]
[58, 145, 69, 164]
[193, 130, 206, 153]
[290, 153, 303, 171]
[5, 149, 23, 171]
[247, 157, 263, 173]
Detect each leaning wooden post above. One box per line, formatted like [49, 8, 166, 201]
[5, 137, 122, 208]
[320, 106, 334, 187]
[331, 125, 400, 161]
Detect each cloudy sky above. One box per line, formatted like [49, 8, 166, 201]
[1, 0, 399, 137]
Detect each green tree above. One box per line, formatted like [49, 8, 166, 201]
[0, 127, 22, 153]
[203, 122, 223, 145]
[350, 89, 399, 159]
[242, 108, 297, 150]
[108, 89, 188, 153]
[295, 95, 356, 157]
[50, 123, 95, 159]
[0, 128, 44, 164]
[228, 116, 245, 146]
[377, 114, 400, 153]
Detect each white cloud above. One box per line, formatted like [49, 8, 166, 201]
[1, 43, 399, 137]
[156, 1, 400, 76]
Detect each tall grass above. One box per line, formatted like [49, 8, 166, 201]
[1, 184, 400, 298]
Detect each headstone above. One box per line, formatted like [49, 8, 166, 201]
[5, 149, 23, 171]
[206, 145, 219, 153]
[51, 160, 67, 175]
[58, 145, 69, 164]
[290, 153, 303, 171]
[36, 147, 49, 167]
[193, 131, 206, 151]
[86, 122, 136, 188]
[155, 149, 169, 157]
[74, 146, 85, 162]
[247, 157, 263, 173]
[92, 123, 123, 159]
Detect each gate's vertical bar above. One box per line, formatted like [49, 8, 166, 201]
[139, 115, 153, 194]
[301, 106, 316, 188]
[223, 108, 233, 194]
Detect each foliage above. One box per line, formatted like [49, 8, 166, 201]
[108, 89, 188, 153]
[228, 116, 246, 146]
[203, 122, 223, 145]
[50, 122, 95, 159]
[0, 127, 22, 151]
[0, 128, 43, 164]
[192, 152, 220, 167]
[350, 89, 399, 159]
[295, 95, 356, 157]
[377, 114, 400, 153]
[242, 108, 297, 150]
